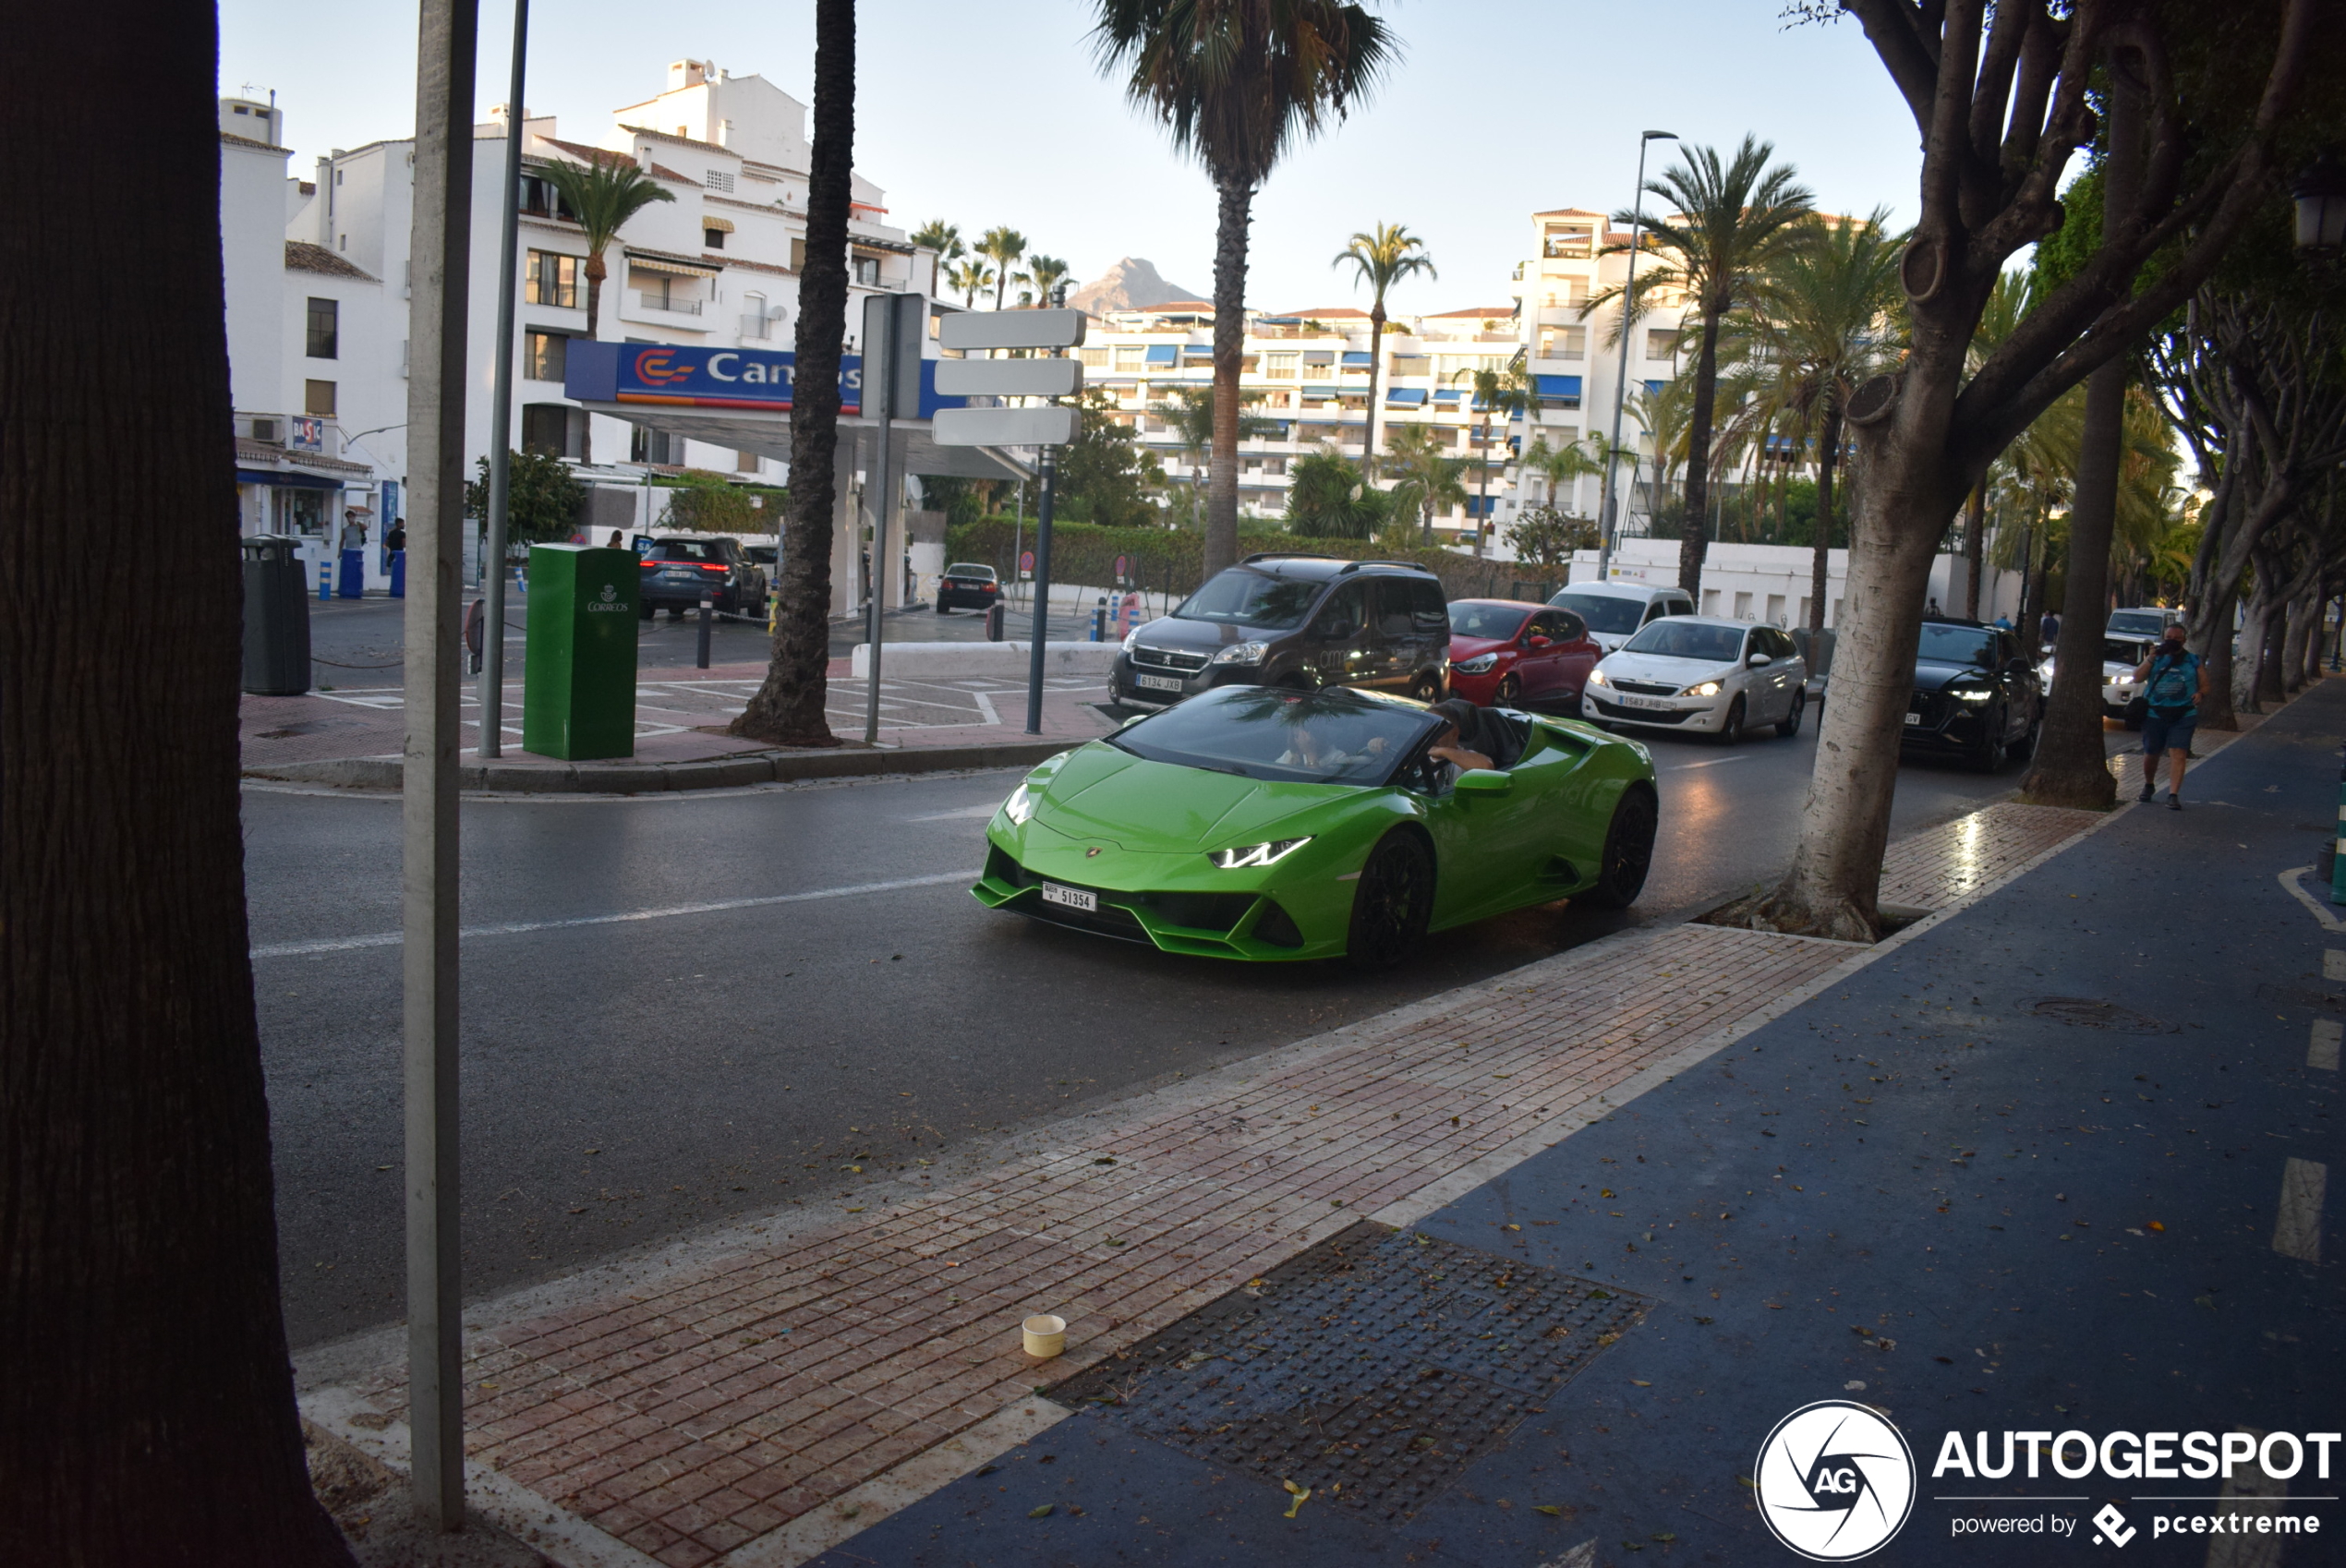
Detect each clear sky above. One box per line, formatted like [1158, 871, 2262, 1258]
[220, 0, 1924, 313]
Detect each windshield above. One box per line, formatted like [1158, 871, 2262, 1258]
[1107, 685, 1433, 785]
[945, 562, 995, 579]
[1916, 623, 1996, 667]
[1175, 568, 1323, 630]
[1623, 620, 1744, 662]
[1551, 592, 1648, 634]
[643, 539, 728, 563]
[2108, 610, 2169, 636]
[1449, 603, 1530, 640]
[2104, 637, 2155, 666]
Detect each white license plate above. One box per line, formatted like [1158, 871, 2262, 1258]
[1040, 882, 1097, 912]
[1904, 711, 1922, 725]
[1620, 694, 1672, 710]
[1134, 673, 1185, 693]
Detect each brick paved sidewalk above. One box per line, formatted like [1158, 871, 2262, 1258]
[242, 658, 1115, 777]
[299, 795, 2127, 1568]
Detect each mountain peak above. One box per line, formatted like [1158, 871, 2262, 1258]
[1069, 258, 1205, 316]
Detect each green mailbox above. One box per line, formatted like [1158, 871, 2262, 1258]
[523, 544, 639, 760]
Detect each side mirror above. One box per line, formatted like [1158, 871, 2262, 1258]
[1525, 635, 1552, 649]
[1455, 768, 1513, 794]
[1748, 653, 1773, 669]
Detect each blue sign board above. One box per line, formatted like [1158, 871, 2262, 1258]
[563, 340, 960, 421]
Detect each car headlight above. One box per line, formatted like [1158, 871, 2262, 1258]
[1454, 653, 1497, 674]
[1208, 837, 1311, 869]
[1003, 782, 1035, 824]
[1122, 627, 1141, 652]
[1684, 681, 1722, 697]
[1587, 668, 1609, 686]
[1212, 642, 1268, 665]
[1953, 686, 1993, 703]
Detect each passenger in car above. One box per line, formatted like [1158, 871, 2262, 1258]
[1426, 700, 1498, 776]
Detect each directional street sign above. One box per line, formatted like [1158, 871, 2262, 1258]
[937, 308, 1086, 353]
[934, 357, 1082, 398]
[932, 404, 1079, 447]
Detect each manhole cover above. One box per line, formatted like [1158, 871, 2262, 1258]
[2023, 996, 2166, 1033]
[1047, 1222, 1646, 1522]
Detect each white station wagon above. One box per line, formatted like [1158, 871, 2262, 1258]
[1582, 616, 1809, 743]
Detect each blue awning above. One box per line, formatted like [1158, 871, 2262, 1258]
[1433, 388, 1463, 404]
[1385, 387, 1428, 405]
[1645, 379, 1665, 395]
[1340, 351, 1373, 367]
[1466, 495, 1498, 517]
[1143, 344, 1178, 366]
[1534, 375, 1584, 399]
[1302, 385, 1342, 397]
[1180, 344, 1214, 358]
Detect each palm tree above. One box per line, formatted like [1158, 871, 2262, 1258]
[1960, 271, 2033, 617]
[1520, 430, 1607, 516]
[1093, 0, 1397, 578]
[1018, 253, 1072, 308]
[1380, 421, 1469, 545]
[910, 219, 963, 261]
[1746, 209, 1905, 637]
[731, 0, 854, 748]
[949, 259, 996, 309]
[1450, 361, 1528, 555]
[976, 225, 1027, 309]
[538, 151, 676, 463]
[1333, 223, 1437, 478]
[1585, 136, 1813, 597]
[1284, 445, 1385, 538]
[1147, 384, 1276, 522]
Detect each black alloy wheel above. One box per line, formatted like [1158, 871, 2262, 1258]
[1967, 706, 2006, 772]
[1409, 669, 1444, 704]
[1579, 785, 1658, 910]
[1344, 831, 1434, 971]
[1713, 694, 1746, 746]
[1495, 672, 1522, 706]
[2006, 705, 2041, 762]
[1776, 688, 1806, 738]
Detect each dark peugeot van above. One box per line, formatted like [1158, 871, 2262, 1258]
[1110, 554, 1451, 708]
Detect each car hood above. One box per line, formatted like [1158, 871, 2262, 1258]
[1127, 615, 1289, 654]
[1031, 742, 1359, 851]
[1912, 657, 2000, 692]
[1595, 650, 1739, 687]
[1448, 634, 1516, 659]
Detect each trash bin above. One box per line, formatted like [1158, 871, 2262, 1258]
[241, 534, 310, 694]
[522, 544, 639, 759]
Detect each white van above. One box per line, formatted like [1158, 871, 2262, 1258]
[1548, 580, 1699, 653]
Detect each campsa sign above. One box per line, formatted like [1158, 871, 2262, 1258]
[562, 341, 957, 420]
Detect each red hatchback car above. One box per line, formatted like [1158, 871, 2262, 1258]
[1446, 598, 1602, 708]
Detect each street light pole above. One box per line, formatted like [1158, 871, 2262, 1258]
[1594, 129, 1676, 585]
[476, 0, 528, 758]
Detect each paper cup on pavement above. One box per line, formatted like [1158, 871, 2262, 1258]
[1022, 1314, 1067, 1359]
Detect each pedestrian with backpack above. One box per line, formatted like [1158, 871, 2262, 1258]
[2135, 624, 2207, 809]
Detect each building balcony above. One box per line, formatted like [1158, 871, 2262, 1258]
[632, 291, 704, 318]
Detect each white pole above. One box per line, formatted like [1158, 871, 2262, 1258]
[476, 0, 528, 758]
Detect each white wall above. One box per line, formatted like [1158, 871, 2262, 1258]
[221, 137, 291, 412]
[1564, 539, 2022, 628]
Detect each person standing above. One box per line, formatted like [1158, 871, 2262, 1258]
[2135, 624, 2207, 810]
[2038, 608, 2062, 646]
[336, 509, 369, 599]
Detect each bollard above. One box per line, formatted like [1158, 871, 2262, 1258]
[1091, 597, 1106, 643]
[986, 599, 1005, 642]
[317, 553, 333, 601]
[2331, 742, 2346, 906]
[697, 597, 713, 669]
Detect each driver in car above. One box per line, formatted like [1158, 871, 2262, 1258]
[1425, 700, 1497, 780]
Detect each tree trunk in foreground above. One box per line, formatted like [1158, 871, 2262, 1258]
[1961, 484, 1986, 620]
[732, 0, 853, 747]
[1675, 308, 1724, 598]
[1362, 301, 1386, 498]
[2019, 352, 2126, 809]
[1203, 176, 1253, 582]
[1, 5, 355, 1561]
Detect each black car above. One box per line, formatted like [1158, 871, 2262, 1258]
[937, 562, 1004, 612]
[1904, 617, 2042, 770]
[1109, 554, 1450, 708]
[638, 536, 767, 620]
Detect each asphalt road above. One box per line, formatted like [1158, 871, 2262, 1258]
[248, 713, 2137, 1348]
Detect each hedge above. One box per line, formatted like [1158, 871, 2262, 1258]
[941, 517, 1571, 605]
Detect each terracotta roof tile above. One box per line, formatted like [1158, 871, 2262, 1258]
[284, 241, 378, 282]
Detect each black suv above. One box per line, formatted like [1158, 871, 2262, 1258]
[1109, 554, 1451, 708]
[638, 536, 768, 620]
[1904, 616, 2043, 771]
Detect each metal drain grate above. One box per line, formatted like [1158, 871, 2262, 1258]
[1047, 1222, 1647, 1522]
[2024, 995, 2167, 1033]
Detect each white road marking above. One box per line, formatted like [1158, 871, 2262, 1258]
[907, 803, 1001, 822]
[2276, 868, 2346, 932]
[2327, 951, 2346, 981]
[1668, 755, 1750, 771]
[2272, 1158, 2327, 1263]
[2311, 1019, 2341, 1072]
[249, 870, 974, 959]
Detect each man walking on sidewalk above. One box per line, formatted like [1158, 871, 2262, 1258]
[2136, 624, 2207, 809]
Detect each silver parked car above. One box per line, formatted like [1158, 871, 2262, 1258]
[1582, 617, 1809, 743]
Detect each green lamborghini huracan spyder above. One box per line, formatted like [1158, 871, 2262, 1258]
[973, 685, 1659, 968]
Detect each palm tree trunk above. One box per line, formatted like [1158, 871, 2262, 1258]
[4, 3, 357, 1558]
[577, 251, 607, 463]
[2018, 354, 2125, 808]
[1363, 301, 1385, 485]
[1809, 404, 1841, 639]
[731, 0, 853, 747]
[1961, 481, 1986, 618]
[1203, 174, 1252, 579]
[1676, 308, 1723, 598]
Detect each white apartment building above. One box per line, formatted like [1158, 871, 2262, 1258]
[1076, 300, 1535, 537]
[220, 58, 934, 585]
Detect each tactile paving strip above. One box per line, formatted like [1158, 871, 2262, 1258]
[1048, 1222, 1647, 1521]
